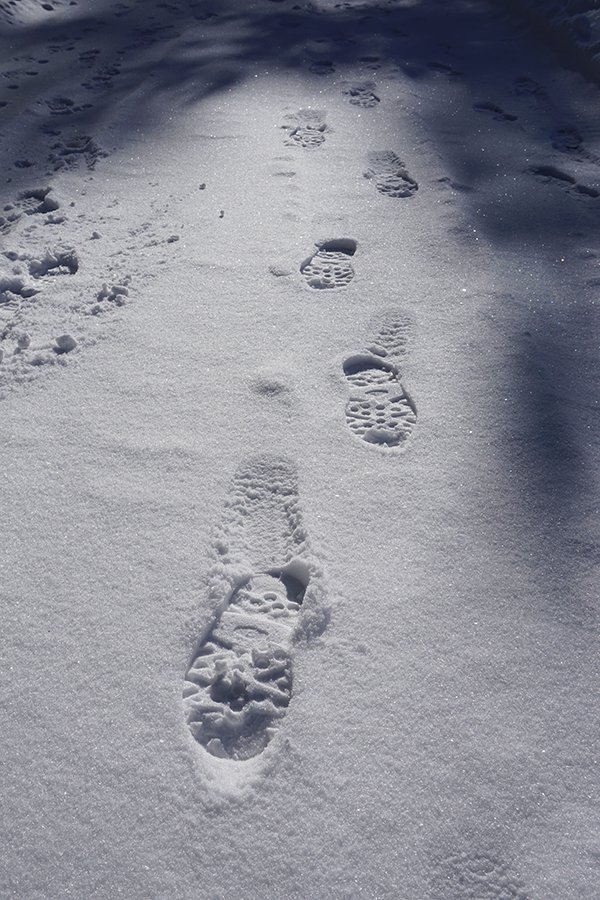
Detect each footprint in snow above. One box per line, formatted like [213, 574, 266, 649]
[427, 61, 462, 78]
[184, 573, 304, 761]
[529, 164, 599, 199]
[364, 151, 418, 199]
[473, 101, 517, 122]
[431, 848, 528, 900]
[0, 187, 61, 235]
[301, 238, 357, 290]
[358, 56, 381, 70]
[343, 308, 417, 450]
[47, 132, 107, 172]
[283, 109, 328, 149]
[308, 59, 335, 76]
[512, 77, 598, 163]
[78, 49, 100, 68]
[550, 125, 600, 165]
[43, 96, 92, 116]
[551, 125, 584, 153]
[513, 75, 546, 101]
[343, 81, 380, 108]
[183, 455, 326, 763]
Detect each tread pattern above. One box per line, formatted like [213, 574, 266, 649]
[365, 151, 418, 198]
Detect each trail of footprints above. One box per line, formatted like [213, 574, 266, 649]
[513, 74, 600, 163]
[517, 78, 600, 198]
[183, 62, 424, 771]
[476, 74, 600, 197]
[2, 0, 422, 781]
[0, 5, 130, 392]
[184, 313, 418, 766]
[7, 6, 575, 800]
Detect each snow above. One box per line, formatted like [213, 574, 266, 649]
[1, 0, 599, 897]
[508, 0, 600, 74]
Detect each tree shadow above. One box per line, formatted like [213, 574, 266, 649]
[1, 0, 597, 220]
[503, 299, 600, 630]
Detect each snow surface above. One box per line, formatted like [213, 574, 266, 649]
[1, 0, 599, 897]
[509, 0, 600, 73]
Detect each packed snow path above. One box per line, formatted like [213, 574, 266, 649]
[1, 1, 599, 898]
